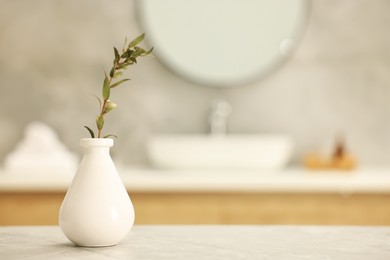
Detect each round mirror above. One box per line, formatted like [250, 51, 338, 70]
[137, 0, 309, 87]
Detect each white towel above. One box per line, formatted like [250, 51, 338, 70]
[4, 121, 78, 175]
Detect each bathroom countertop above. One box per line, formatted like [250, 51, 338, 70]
[1, 225, 390, 259]
[1, 167, 390, 193]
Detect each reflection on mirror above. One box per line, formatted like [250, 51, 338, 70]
[137, 0, 309, 87]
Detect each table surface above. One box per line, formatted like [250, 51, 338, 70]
[1, 226, 390, 259]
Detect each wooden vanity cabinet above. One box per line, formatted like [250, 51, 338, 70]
[1, 191, 390, 225]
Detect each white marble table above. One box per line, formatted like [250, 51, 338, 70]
[1, 226, 390, 259]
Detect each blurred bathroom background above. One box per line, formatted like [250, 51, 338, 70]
[1, 0, 390, 168]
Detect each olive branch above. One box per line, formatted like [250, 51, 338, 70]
[84, 34, 153, 138]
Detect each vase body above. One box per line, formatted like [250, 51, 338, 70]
[59, 138, 134, 247]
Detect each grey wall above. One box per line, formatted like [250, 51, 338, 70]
[1, 0, 390, 167]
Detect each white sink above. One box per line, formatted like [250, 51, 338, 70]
[146, 134, 293, 170]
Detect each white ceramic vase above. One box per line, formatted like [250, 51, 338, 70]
[59, 138, 134, 247]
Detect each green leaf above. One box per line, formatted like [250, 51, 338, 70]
[109, 67, 115, 78]
[140, 47, 153, 56]
[104, 134, 118, 138]
[121, 52, 129, 59]
[96, 115, 104, 130]
[113, 71, 123, 78]
[125, 49, 134, 58]
[84, 126, 95, 138]
[114, 47, 120, 62]
[118, 64, 128, 70]
[110, 78, 130, 88]
[131, 47, 144, 58]
[134, 46, 145, 53]
[128, 33, 145, 48]
[91, 94, 102, 110]
[103, 101, 117, 114]
[127, 57, 137, 64]
[102, 75, 110, 99]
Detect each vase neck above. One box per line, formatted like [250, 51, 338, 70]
[80, 138, 113, 156]
[83, 147, 111, 156]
